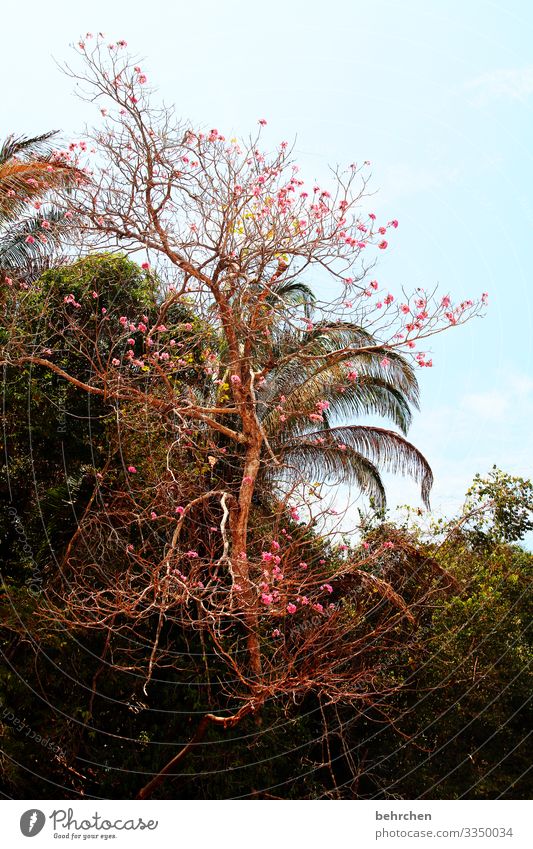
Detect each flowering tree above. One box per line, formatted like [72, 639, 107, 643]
[1, 35, 487, 798]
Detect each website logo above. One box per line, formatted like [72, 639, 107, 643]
[20, 809, 46, 837]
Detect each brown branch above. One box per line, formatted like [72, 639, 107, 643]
[136, 703, 255, 799]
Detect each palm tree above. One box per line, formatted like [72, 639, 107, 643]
[0, 131, 81, 279]
[201, 277, 432, 509]
[255, 317, 433, 509]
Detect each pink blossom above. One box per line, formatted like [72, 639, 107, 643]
[272, 628, 281, 637]
[112, 358, 120, 366]
[127, 465, 137, 473]
[186, 550, 199, 558]
[378, 240, 388, 250]
[380, 357, 390, 367]
[261, 593, 273, 605]
[230, 374, 241, 385]
[141, 262, 150, 270]
[258, 118, 267, 126]
[175, 506, 185, 515]
[150, 511, 157, 520]
[384, 293, 394, 305]
[25, 235, 35, 245]
[287, 603, 297, 614]
[389, 219, 399, 228]
[321, 583, 333, 593]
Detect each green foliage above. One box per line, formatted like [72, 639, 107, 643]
[388, 542, 532, 799]
[464, 466, 533, 545]
[39, 252, 156, 316]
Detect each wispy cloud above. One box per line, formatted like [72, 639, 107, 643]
[461, 389, 509, 421]
[466, 67, 533, 102]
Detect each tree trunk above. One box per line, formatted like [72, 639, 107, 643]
[230, 426, 263, 677]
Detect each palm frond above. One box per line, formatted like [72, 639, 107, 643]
[268, 280, 316, 319]
[0, 132, 58, 166]
[273, 440, 387, 507]
[0, 160, 82, 221]
[281, 425, 433, 507]
[0, 208, 70, 279]
[260, 361, 416, 436]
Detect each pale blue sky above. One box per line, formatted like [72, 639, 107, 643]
[2, 0, 532, 521]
